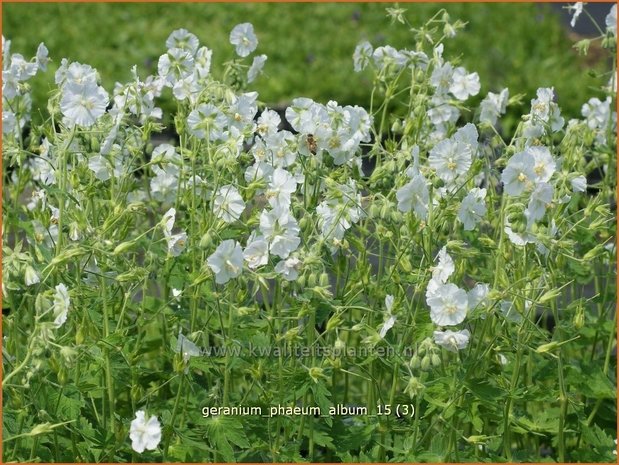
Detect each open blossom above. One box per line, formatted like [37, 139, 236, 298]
[53, 283, 70, 328]
[396, 174, 429, 220]
[428, 138, 472, 184]
[266, 168, 297, 208]
[158, 48, 194, 86]
[243, 234, 269, 269]
[213, 185, 245, 223]
[129, 410, 161, 453]
[167, 232, 187, 257]
[60, 81, 109, 128]
[449, 67, 480, 100]
[571, 175, 587, 193]
[187, 103, 227, 141]
[529, 87, 564, 132]
[165, 29, 199, 55]
[501, 150, 537, 196]
[458, 188, 487, 230]
[229, 23, 258, 57]
[24, 265, 40, 286]
[207, 240, 244, 284]
[427, 283, 468, 326]
[434, 329, 470, 352]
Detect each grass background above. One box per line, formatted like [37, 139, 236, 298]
[2, 2, 613, 123]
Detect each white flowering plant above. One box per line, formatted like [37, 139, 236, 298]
[2, 6, 617, 463]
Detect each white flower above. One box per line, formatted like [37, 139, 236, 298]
[60, 81, 109, 128]
[36, 43, 49, 71]
[229, 23, 258, 57]
[449, 67, 480, 100]
[432, 246, 455, 284]
[207, 240, 244, 284]
[24, 265, 40, 286]
[433, 329, 470, 352]
[396, 174, 429, 220]
[175, 332, 201, 363]
[529, 146, 556, 183]
[243, 235, 269, 269]
[428, 138, 472, 184]
[427, 283, 468, 326]
[166, 29, 199, 55]
[167, 232, 187, 257]
[468, 283, 490, 309]
[266, 168, 297, 208]
[259, 208, 300, 259]
[372, 45, 407, 72]
[568, 3, 584, 27]
[187, 103, 227, 141]
[458, 188, 487, 230]
[213, 185, 245, 223]
[158, 48, 194, 86]
[606, 4, 617, 35]
[247, 54, 267, 83]
[379, 295, 397, 338]
[53, 283, 70, 328]
[501, 150, 537, 196]
[571, 175, 587, 193]
[274, 256, 302, 281]
[530, 87, 564, 132]
[480, 88, 509, 126]
[256, 109, 281, 137]
[525, 182, 553, 227]
[150, 165, 179, 204]
[195, 46, 213, 79]
[162, 208, 176, 237]
[353, 41, 373, 72]
[129, 410, 162, 453]
[581, 96, 612, 130]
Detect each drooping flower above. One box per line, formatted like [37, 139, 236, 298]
[24, 265, 40, 286]
[427, 283, 468, 326]
[480, 88, 509, 126]
[433, 329, 470, 352]
[229, 23, 258, 57]
[274, 256, 302, 281]
[432, 247, 455, 284]
[458, 188, 487, 230]
[52, 283, 70, 328]
[243, 234, 269, 269]
[213, 185, 245, 223]
[568, 3, 584, 28]
[525, 182, 553, 227]
[396, 174, 429, 220]
[129, 410, 162, 453]
[449, 67, 480, 101]
[379, 294, 396, 338]
[353, 41, 373, 72]
[207, 240, 244, 284]
[259, 207, 301, 258]
[571, 175, 587, 193]
[247, 54, 267, 83]
[606, 4, 617, 35]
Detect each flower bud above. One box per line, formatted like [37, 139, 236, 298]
[308, 366, 325, 383]
[404, 376, 424, 399]
[420, 354, 431, 371]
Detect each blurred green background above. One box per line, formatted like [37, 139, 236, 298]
[3, 2, 612, 123]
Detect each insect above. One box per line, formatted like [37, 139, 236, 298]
[306, 134, 317, 155]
